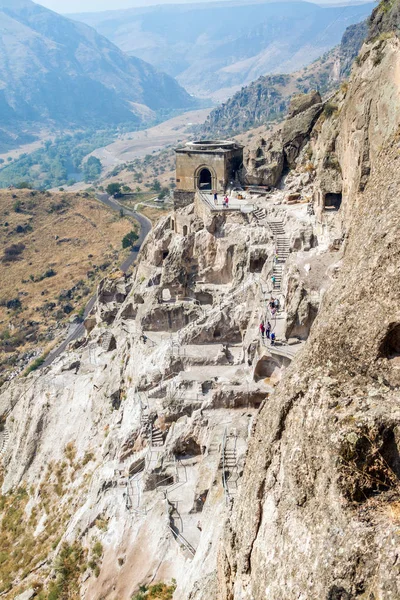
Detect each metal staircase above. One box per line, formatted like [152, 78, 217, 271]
[0, 424, 10, 457]
[221, 428, 240, 506]
[268, 219, 290, 292]
[150, 425, 164, 448]
[253, 207, 268, 225]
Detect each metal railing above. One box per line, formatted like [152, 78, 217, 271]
[197, 190, 255, 214]
[168, 525, 196, 557]
[221, 427, 239, 506]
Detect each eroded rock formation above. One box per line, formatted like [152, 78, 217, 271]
[0, 5, 399, 599]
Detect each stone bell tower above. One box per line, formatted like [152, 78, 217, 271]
[174, 140, 244, 209]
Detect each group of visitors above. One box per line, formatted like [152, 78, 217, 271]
[259, 321, 275, 345]
[258, 295, 281, 344]
[213, 192, 229, 208]
[269, 297, 279, 316]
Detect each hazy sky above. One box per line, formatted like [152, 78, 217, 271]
[36, 0, 347, 14]
[37, 0, 242, 13]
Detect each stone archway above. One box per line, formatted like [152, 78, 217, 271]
[195, 165, 217, 192]
[199, 168, 212, 190]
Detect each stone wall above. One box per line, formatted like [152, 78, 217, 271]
[175, 146, 243, 193]
[173, 189, 195, 209]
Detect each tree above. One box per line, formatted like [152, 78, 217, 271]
[158, 187, 170, 200]
[106, 183, 122, 197]
[122, 230, 139, 249]
[152, 179, 161, 192]
[83, 156, 102, 183]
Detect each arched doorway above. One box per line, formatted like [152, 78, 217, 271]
[198, 168, 212, 191]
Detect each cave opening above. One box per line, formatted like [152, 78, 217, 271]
[379, 323, 400, 359]
[324, 192, 342, 210]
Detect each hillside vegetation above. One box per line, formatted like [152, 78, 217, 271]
[0, 190, 134, 384]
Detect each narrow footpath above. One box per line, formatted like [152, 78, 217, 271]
[41, 194, 152, 369]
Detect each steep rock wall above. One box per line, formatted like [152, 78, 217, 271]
[216, 35, 400, 600]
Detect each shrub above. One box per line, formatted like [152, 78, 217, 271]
[373, 49, 385, 66]
[82, 451, 94, 466]
[2, 243, 25, 262]
[323, 102, 338, 118]
[24, 355, 46, 375]
[13, 200, 22, 213]
[15, 182, 33, 190]
[15, 223, 32, 234]
[92, 542, 103, 558]
[6, 298, 22, 310]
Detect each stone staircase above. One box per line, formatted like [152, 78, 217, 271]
[0, 423, 10, 457]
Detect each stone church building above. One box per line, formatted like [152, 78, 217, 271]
[174, 140, 244, 208]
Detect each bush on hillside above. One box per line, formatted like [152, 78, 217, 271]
[2, 243, 25, 262]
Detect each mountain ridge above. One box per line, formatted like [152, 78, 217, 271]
[200, 19, 368, 137]
[70, 0, 375, 98]
[0, 0, 194, 148]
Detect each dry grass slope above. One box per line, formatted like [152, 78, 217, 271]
[0, 190, 133, 382]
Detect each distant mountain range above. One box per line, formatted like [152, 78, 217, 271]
[0, 0, 194, 151]
[200, 19, 368, 137]
[71, 0, 375, 99]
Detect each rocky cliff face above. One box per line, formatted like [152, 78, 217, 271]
[0, 6, 399, 600]
[201, 20, 368, 138]
[215, 15, 400, 600]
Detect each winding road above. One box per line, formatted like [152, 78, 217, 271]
[41, 194, 152, 369]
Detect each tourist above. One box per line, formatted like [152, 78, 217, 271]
[271, 275, 276, 286]
[274, 298, 280, 310]
[225, 195, 229, 208]
[259, 322, 265, 338]
[266, 321, 271, 339]
[270, 332, 276, 346]
[271, 306, 277, 317]
[213, 191, 218, 205]
[269, 298, 275, 310]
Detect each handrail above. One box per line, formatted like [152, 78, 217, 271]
[221, 427, 230, 505]
[197, 190, 255, 214]
[168, 525, 196, 557]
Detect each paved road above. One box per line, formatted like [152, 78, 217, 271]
[41, 194, 152, 369]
